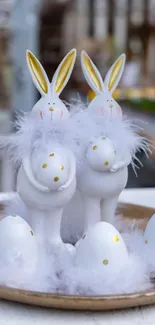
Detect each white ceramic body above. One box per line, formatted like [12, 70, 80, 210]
[77, 164, 128, 232]
[78, 166, 128, 199]
[17, 146, 76, 251]
[17, 165, 76, 211]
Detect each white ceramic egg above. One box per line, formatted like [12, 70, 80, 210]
[86, 137, 116, 172]
[31, 148, 70, 190]
[144, 213, 155, 248]
[75, 222, 128, 272]
[0, 215, 38, 272]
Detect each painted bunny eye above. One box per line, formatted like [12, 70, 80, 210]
[48, 103, 50, 105]
[53, 103, 55, 105]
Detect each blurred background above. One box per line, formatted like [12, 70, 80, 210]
[0, 0, 155, 191]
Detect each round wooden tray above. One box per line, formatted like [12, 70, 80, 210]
[0, 199, 155, 311]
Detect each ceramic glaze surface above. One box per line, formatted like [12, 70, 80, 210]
[0, 215, 38, 271]
[75, 222, 128, 271]
[78, 166, 128, 199]
[31, 148, 70, 191]
[86, 137, 116, 172]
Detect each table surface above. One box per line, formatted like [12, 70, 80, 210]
[1, 188, 155, 325]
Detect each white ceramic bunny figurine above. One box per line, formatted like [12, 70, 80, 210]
[79, 51, 132, 230]
[17, 145, 76, 253]
[26, 48, 76, 120]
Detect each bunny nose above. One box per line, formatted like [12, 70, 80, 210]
[109, 104, 113, 108]
[49, 107, 54, 111]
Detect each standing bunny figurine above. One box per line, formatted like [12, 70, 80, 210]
[17, 144, 76, 253]
[26, 48, 76, 120]
[78, 51, 133, 230]
[16, 49, 77, 252]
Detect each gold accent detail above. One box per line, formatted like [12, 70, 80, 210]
[49, 153, 55, 157]
[82, 234, 86, 239]
[83, 53, 102, 91]
[27, 51, 48, 93]
[145, 240, 148, 244]
[93, 145, 98, 150]
[11, 214, 16, 217]
[103, 259, 109, 265]
[108, 56, 123, 91]
[54, 176, 59, 182]
[104, 161, 109, 166]
[60, 165, 64, 170]
[113, 235, 119, 242]
[55, 50, 75, 93]
[30, 230, 34, 236]
[42, 163, 47, 168]
[49, 107, 54, 111]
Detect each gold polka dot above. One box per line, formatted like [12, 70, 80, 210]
[103, 259, 109, 265]
[82, 234, 86, 239]
[145, 240, 148, 244]
[60, 165, 64, 170]
[49, 107, 54, 111]
[30, 230, 34, 236]
[93, 145, 98, 150]
[104, 161, 109, 166]
[11, 214, 16, 217]
[113, 235, 119, 242]
[42, 163, 47, 168]
[54, 176, 59, 182]
[49, 153, 55, 157]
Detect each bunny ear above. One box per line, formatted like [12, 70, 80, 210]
[104, 53, 126, 94]
[26, 50, 49, 96]
[81, 50, 105, 95]
[51, 48, 76, 96]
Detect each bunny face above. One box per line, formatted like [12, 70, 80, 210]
[32, 93, 69, 121]
[87, 91, 122, 119]
[26, 49, 76, 120]
[81, 51, 126, 120]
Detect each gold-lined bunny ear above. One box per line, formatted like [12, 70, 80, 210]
[81, 50, 105, 94]
[51, 49, 76, 95]
[26, 50, 49, 96]
[104, 54, 126, 94]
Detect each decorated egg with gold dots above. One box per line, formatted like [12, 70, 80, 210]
[75, 222, 128, 272]
[0, 215, 38, 272]
[144, 213, 155, 248]
[31, 148, 70, 190]
[86, 137, 116, 172]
